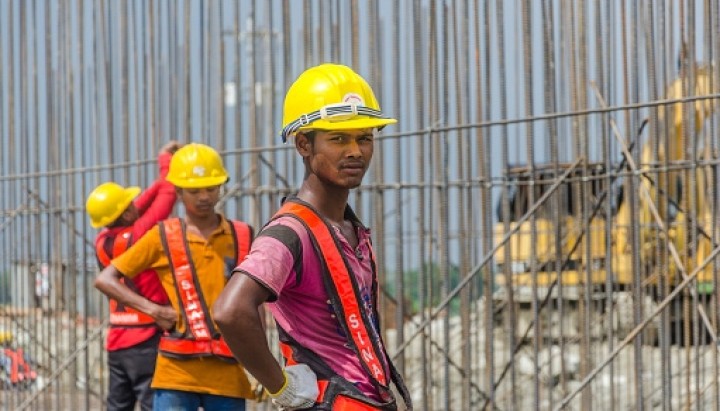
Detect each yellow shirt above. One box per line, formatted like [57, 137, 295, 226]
[112, 216, 253, 399]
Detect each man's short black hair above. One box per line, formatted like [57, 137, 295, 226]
[297, 130, 316, 142]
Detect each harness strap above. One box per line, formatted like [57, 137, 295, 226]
[228, 220, 252, 265]
[272, 198, 413, 409]
[161, 218, 214, 341]
[95, 228, 132, 268]
[96, 228, 157, 327]
[275, 200, 389, 386]
[156, 337, 235, 359]
[278, 330, 398, 411]
[158, 218, 250, 361]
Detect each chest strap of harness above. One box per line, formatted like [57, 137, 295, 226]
[158, 217, 251, 362]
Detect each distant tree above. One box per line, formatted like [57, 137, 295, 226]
[382, 262, 483, 316]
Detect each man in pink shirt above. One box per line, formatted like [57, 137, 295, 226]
[214, 64, 412, 410]
[86, 140, 180, 411]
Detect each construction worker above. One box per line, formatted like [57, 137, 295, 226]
[86, 140, 180, 411]
[214, 63, 413, 410]
[94, 143, 255, 410]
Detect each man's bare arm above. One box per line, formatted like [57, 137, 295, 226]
[94, 264, 176, 330]
[214, 272, 285, 393]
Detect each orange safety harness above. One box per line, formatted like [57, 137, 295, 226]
[96, 228, 157, 327]
[158, 217, 251, 362]
[272, 199, 412, 411]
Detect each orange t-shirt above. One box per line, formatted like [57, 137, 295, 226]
[111, 216, 253, 399]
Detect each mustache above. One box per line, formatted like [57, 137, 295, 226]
[339, 160, 365, 168]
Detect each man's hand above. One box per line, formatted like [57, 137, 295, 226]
[152, 304, 177, 331]
[268, 364, 319, 410]
[159, 140, 182, 155]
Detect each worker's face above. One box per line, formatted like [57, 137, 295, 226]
[296, 128, 375, 189]
[178, 186, 221, 218]
[120, 204, 139, 225]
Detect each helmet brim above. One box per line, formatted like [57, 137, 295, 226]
[124, 186, 142, 200]
[297, 117, 397, 133]
[168, 176, 229, 189]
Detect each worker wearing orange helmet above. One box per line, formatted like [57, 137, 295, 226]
[86, 140, 180, 411]
[95, 143, 256, 410]
[215, 64, 413, 410]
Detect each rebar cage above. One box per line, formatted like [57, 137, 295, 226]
[2, 1, 720, 410]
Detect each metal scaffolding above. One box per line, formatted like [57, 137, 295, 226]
[1, 0, 720, 410]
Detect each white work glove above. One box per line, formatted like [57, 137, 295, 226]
[268, 363, 319, 410]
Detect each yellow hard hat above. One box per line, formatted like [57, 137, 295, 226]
[0, 331, 13, 344]
[281, 63, 397, 142]
[166, 143, 229, 188]
[86, 182, 141, 228]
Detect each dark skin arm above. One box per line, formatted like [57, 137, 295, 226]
[94, 264, 176, 330]
[214, 273, 286, 393]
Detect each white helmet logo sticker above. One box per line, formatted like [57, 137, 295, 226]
[342, 93, 364, 106]
[192, 166, 206, 176]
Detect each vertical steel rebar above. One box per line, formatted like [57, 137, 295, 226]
[480, 0, 496, 407]
[451, 0, 473, 407]
[2, 2, 720, 410]
[390, 0, 406, 383]
[410, 2, 430, 406]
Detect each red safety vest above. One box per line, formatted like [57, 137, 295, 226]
[96, 228, 157, 327]
[158, 217, 251, 362]
[272, 199, 412, 411]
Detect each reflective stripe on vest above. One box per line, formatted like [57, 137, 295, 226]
[274, 200, 389, 386]
[96, 228, 157, 327]
[158, 218, 250, 361]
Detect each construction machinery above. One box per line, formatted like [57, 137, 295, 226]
[493, 65, 719, 340]
[493, 162, 613, 302]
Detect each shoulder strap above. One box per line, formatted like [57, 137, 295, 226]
[95, 227, 133, 268]
[159, 218, 216, 340]
[227, 220, 252, 266]
[274, 200, 389, 387]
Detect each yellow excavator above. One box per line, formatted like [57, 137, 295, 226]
[614, 65, 717, 292]
[493, 162, 612, 302]
[493, 65, 718, 318]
